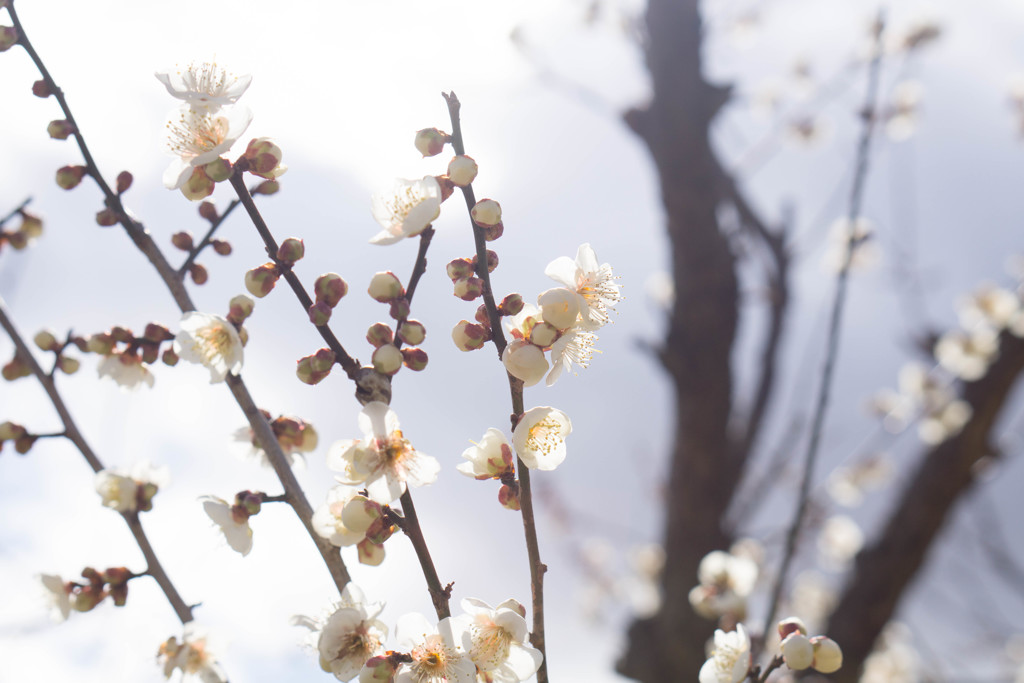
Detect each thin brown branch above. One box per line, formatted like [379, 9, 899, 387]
[397, 490, 450, 620]
[760, 14, 886, 646]
[444, 91, 548, 683]
[228, 168, 360, 379]
[0, 197, 33, 227]
[177, 195, 245, 276]
[0, 296, 193, 623]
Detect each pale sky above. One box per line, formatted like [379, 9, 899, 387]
[2, 0, 1024, 682]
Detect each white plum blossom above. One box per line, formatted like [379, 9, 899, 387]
[956, 283, 1020, 332]
[94, 461, 167, 513]
[454, 598, 542, 683]
[97, 353, 155, 390]
[157, 624, 227, 683]
[544, 243, 622, 331]
[173, 312, 244, 383]
[163, 104, 253, 190]
[327, 402, 440, 504]
[201, 496, 253, 556]
[512, 407, 572, 471]
[457, 428, 514, 480]
[394, 613, 475, 683]
[689, 549, 759, 619]
[312, 485, 380, 548]
[934, 327, 999, 381]
[823, 217, 879, 273]
[818, 515, 864, 570]
[155, 62, 252, 111]
[502, 340, 549, 387]
[292, 585, 388, 682]
[40, 574, 72, 621]
[370, 176, 442, 245]
[537, 287, 580, 330]
[699, 624, 751, 683]
[545, 326, 598, 386]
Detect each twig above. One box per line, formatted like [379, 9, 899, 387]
[0, 296, 193, 623]
[760, 14, 886, 643]
[177, 196, 244, 276]
[398, 490, 450, 619]
[227, 168, 360, 379]
[0, 197, 33, 227]
[444, 91, 549, 683]
[10, 7, 351, 596]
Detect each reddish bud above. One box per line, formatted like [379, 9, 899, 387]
[452, 320, 488, 352]
[482, 222, 504, 241]
[243, 138, 287, 179]
[245, 263, 281, 298]
[314, 273, 348, 307]
[161, 348, 179, 366]
[31, 79, 53, 98]
[367, 271, 405, 303]
[115, 171, 133, 194]
[189, 263, 208, 285]
[198, 201, 218, 222]
[397, 320, 426, 345]
[401, 347, 428, 371]
[0, 421, 25, 441]
[110, 327, 133, 343]
[95, 208, 118, 227]
[143, 323, 173, 343]
[436, 175, 455, 202]
[227, 295, 255, 324]
[202, 158, 232, 183]
[499, 483, 521, 511]
[47, 119, 75, 140]
[453, 276, 484, 301]
[296, 348, 336, 385]
[308, 301, 332, 326]
[475, 304, 491, 326]
[171, 231, 194, 251]
[211, 239, 232, 256]
[14, 434, 37, 454]
[2, 357, 30, 381]
[0, 26, 18, 52]
[477, 249, 499, 273]
[254, 180, 280, 195]
[55, 165, 86, 190]
[499, 293, 525, 316]
[414, 128, 448, 157]
[276, 237, 304, 264]
[388, 298, 410, 321]
[18, 212, 43, 239]
[181, 166, 215, 201]
[446, 258, 474, 281]
[366, 322, 394, 348]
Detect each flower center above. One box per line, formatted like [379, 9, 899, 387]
[410, 635, 457, 682]
[179, 62, 238, 101]
[384, 185, 429, 226]
[526, 417, 564, 456]
[470, 620, 512, 669]
[167, 110, 230, 159]
[193, 324, 233, 361]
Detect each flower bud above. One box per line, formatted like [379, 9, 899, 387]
[57, 355, 80, 375]
[529, 322, 559, 348]
[56, 165, 86, 190]
[452, 320, 487, 352]
[360, 655, 398, 683]
[162, 348, 179, 366]
[499, 483, 521, 511]
[86, 333, 115, 355]
[446, 258, 474, 281]
[254, 180, 280, 195]
[397, 320, 426, 345]
[368, 271, 405, 303]
[475, 249, 499, 273]
[453, 276, 484, 301]
[211, 238, 232, 255]
[18, 212, 43, 239]
[414, 128, 448, 157]
[810, 636, 842, 674]
[482, 222, 504, 242]
[33, 330, 59, 351]
[781, 633, 813, 670]
[501, 340, 548, 386]
[237, 490, 263, 516]
[2, 357, 30, 381]
[115, 171, 133, 194]
[14, 434, 37, 454]
[198, 201, 218, 222]
[171, 231, 194, 251]
[245, 263, 281, 298]
[499, 293, 525, 316]
[110, 327, 133, 343]
[436, 175, 455, 201]
[296, 349, 335, 385]
[32, 79, 53, 98]
[182, 166, 215, 201]
[447, 154, 478, 186]
[357, 538, 385, 566]
[6, 231, 27, 250]
[474, 304, 491, 326]
[0, 26, 18, 52]
[0, 421, 25, 440]
[777, 617, 808, 641]
[401, 347, 428, 371]
[471, 198, 502, 227]
[202, 158, 233, 183]
[308, 301, 332, 326]
[189, 263, 208, 285]
[47, 119, 75, 140]
[243, 137, 287, 179]
[276, 237, 304, 264]
[139, 342, 159, 364]
[372, 344, 403, 376]
[238, 326, 250, 347]
[227, 295, 255, 324]
[388, 298, 410, 321]
[95, 208, 118, 227]
[366, 322, 394, 348]
[539, 287, 581, 330]
[315, 273, 349, 307]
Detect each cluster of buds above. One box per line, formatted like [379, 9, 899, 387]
[0, 420, 35, 454]
[244, 237, 304, 299]
[236, 410, 319, 467]
[451, 292, 523, 353]
[202, 490, 265, 556]
[169, 206, 233, 284]
[777, 617, 843, 674]
[688, 548, 759, 623]
[312, 486, 397, 567]
[364, 272, 428, 375]
[309, 272, 349, 326]
[81, 323, 178, 390]
[41, 567, 135, 620]
[0, 209, 43, 252]
[94, 462, 166, 514]
[296, 348, 336, 386]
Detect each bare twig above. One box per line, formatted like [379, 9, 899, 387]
[0, 197, 33, 227]
[177, 195, 245, 276]
[760, 15, 886, 643]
